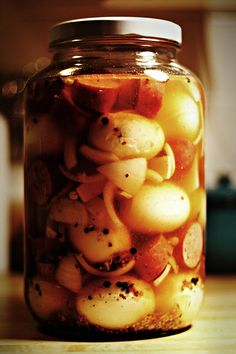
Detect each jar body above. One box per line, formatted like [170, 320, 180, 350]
[24, 38, 205, 338]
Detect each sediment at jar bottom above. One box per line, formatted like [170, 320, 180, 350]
[24, 72, 205, 335]
[25, 270, 204, 333]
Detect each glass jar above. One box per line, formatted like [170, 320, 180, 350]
[24, 17, 206, 339]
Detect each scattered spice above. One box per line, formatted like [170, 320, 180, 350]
[116, 281, 129, 292]
[74, 222, 79, 228]
[116, 281, 122, 288]
[181, 279, 194, 291]
[94, 252, 131, 272]
[101, 117, 109, 125]
[103, 280, 111, 288]
[122, 141, 127, 145]
[89, 225, 95, 232]
[88, 295, 93, 300]
[108, 242, 113, 247]
[125, 173, 129, 178]
[130, 247, 137, 255]
[186, 76, 191, 83]
[103, 228, 109, 235]
[191, 277, 199, 285]
[116, 281, 140, 297]
[84, 227, 90, 234]
[114, 127, 119, 132]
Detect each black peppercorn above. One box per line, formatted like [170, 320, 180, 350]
[103, 280, 111, 288]
[101, 117, 109, 125]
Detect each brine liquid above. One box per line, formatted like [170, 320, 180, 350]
[24, 72, 205, 336]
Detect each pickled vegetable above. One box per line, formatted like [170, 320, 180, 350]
[70, 223, 131, 264]
[76, 276, 156, 329]
[189, 187, 206, 228]
[75, 178, 106, 202]
[177, 153, 200, 194]
[136, 77, 165, 118]
[113, 75, 139, 111]
[135, 235, 173, 281]
[72, 75, 120, 112]
[88, 112, 165, 160]
[148, 156, 173, 180]
[120, 182, 190, 233]
[174, 222, 203, 269]
[97, 158, 147, 196]
[155, 273, 204, 325]
[49, 198, 88, 226]
[27, 278, 71, 320]
[25, 72, 205, 335]
[168, 139, 196, 179]
[55, 254, 82, 293]
[80, 144, 119, 164]
[156, 78, 201, 142]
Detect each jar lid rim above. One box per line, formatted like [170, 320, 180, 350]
[49, 16, 182, 46]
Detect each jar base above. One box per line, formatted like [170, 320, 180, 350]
[37, 323, 192, 341]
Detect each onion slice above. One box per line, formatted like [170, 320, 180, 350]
[75, 254, 135, 277]
[80, 144, 119, 164]
[103, 181, 123, 227]
[193, 101, 204, 146]
[146, 169, 163, 183]
[168, 256, 179, 274]
[153, 263, 172, 287]
[163, 142, 176, 177]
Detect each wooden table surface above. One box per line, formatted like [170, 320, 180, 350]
[0, 274, 235, 354]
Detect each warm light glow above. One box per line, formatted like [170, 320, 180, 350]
[59, 67, 79, 76]
[35, 57, 50, 71]
[2, 81, 18, 97]
[102, 0, 236, 10]
[144, 69, 169, 82]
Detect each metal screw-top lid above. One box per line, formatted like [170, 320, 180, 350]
[49, 17, 182, 47]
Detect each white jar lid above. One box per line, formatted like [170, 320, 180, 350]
[49, 17, 182, 47]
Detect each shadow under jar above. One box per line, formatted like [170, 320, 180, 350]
[24, 17, 206, 340]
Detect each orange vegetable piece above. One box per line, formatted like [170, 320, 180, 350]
[113, 76, 139, 111]
[174, 222, 203, 269]
[136, 77, 165, 118]
[72, 75, 120, 113]
[168, 138, 196, 179]
[135, 235, 173, 282]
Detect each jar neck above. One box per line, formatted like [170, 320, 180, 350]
[50, 36, 179, 69]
